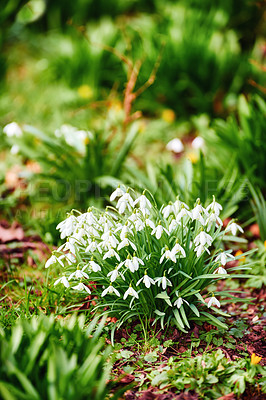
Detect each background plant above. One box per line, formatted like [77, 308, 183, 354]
[0, 314, 126, 400]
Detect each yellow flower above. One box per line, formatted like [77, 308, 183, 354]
[264, 240, 266, 250]
[235, 250, 246, 263]
[187, 151, 198, 164]
[162, 109, 176, 123]
[251, 353, 262, 365]
[78, 85, 93, 99]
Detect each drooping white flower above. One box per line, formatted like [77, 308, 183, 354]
[45, 254, 64, 269]
[191, 136, 204, 150]
[110, 186, 125, 202]
[151, 223, 169, 240]
[68, 269, 89, 280]
[155, 275, 172, 290]
[3, 122, 23, 137]
[117, 237, 137, 251]
[166, 138, 184, 153]
[137, 273, 155, 288]
[124, 256, 144, 272]
[101, 231, 119, 249]
[206, 196, 222, 216]
[134, 193, 152, 211]
[101, 285, 120, 297]
[228, 222, 244, 236]
[123, 285, 139, 300]
[107, 266, 122, 282]
[214, 266, 227, 274]
[191, 203, 208, 225]
[72, 282, 91, 294]
[116, 192, 134, 214]
[171, 242, 186, 258]
[54, 276, 70, 288]
[162, 204, 175, 219]
[103, 247, 120, 261]
[56, 215, 77, 239]
[207, 296, 220, 308]
[145, 217, 155, 230]
[215, 251, 234, 266]
[160, 247, 176, 264]
[85, 240, 98, 253]
[169, 219, 181, 233]
[174, 297, 189, 308]
[205, 212, 222, 232]
[175, 207, 192, 222]
[195, 244, 210, 257]
[85, 259, 101, 272]
[10, 144, 20, 155]
[194, 230, 213, 247]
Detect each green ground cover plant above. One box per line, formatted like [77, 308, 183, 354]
[0, 314, 127, 400]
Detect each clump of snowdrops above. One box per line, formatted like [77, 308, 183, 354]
[45, 186, 247, 332]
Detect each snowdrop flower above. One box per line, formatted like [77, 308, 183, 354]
[194, 230, 213, 247]
[169, 219, 181, 233]
[174, 297, 189, 308]
[191, 136, 204, 150]
[3, 122, 23, 137]
[101, 231, 119, 249]
[155, 274, 172, 290]
[207, 296, 220, 308]
[85, 240, 98, 253]
[160, 246, 177, 264]
[214, 266, 227, 274]
[173, 198, 189, 214]
[151, 222, 169, 240]
[101, 284, 120, 297]
[175, 207, 192, 222]
[56, 215, 77, 239]
[206, 196, 222, 217]
[166, 138, 184, 153]
[107, 266, 122, 282]
[117, 237, 137, 251]
[215, 251, 234, 266]
[134, 192, 152, 211]
[228, 222, 244, 236]
[191, 202, 208, 225]
[205, 212, 222, 232]
[195, 244, 210, 257]
[58, 238, 76, 255]
[110, 186, 125, 202]
[123, 285, 139, 300]
[85, 259, 101, 272]
[69, 269, 89, 280]
[172, 242, 186, 258]
[116, 192, 134, 214]
[162, 204, 175, 219]
[103, 247, 120, 261]
[72, 282, 91, 294]
[145, 217, 155, 230]
[54, 276, 70, 288]
[45, 254, 64, 269]
[119, 223, 132, 240]
[10, 144, 20, 155]
[65, 253, 76, 265]
[137, 273, 155, 288]
[123, 255, 144, 272]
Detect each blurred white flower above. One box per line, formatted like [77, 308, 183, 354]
[166, 138, 184, 153]
[69, 269, 89, 280]
[54, 276, 69, 288]
[110, 186, 125, 202]
[10, 144, 20, 155]
[191, 136, 204, 150]
[3, 122, 22, 137]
